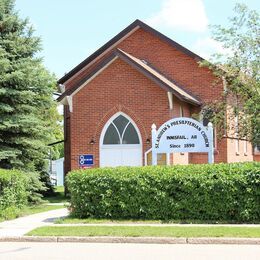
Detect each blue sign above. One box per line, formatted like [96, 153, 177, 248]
[79, 154, 94, 167]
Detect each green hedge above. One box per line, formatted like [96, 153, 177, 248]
[67, 163, 260, 222]
[0, 169, 28, 219]
[0, 169, 44, 220]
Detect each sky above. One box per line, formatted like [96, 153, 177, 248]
[15, 0, 259, 79]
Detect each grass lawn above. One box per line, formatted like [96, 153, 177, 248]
[20, 186, 66, 217]
[54, 217, 163, 224]
[0, 186, 66, 223]
[20, 204, 65, 216]
[43, 186, 68, 204]
[20, 186, 66, 216]
[27, 226, 260, 238]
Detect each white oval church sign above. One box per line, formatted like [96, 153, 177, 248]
[151, 117, 214, 164]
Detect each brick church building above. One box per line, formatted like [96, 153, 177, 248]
[57, 20, 259, 173]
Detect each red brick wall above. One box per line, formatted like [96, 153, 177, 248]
[117, 29, 223, 104]
[64, 28, 223, 104]
[63, 27, 253, 173]
[254, 154, 260, 161]
[190, 138, 228, 164]
[65, 58, 228, 171]
[69, 58, 174, 169]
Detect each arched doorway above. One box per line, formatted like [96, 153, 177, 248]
[100, 112, 142, 167]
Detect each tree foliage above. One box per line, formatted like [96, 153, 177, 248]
[204, 3, 260, 145]
[0, 0, 62, 171]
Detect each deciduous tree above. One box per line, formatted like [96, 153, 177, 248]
[203, 3, 259, 146]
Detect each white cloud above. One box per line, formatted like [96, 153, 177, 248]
[146, 0, 208, 32]
[192, 37, 232, 60]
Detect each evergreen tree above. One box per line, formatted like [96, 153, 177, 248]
[0, 0, 62, 171]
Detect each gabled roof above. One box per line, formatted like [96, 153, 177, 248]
[116, 49, 201, 105]
[58, 19, 204, 85]
[57, 49, 201, 106]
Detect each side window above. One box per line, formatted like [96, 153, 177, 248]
[235, 115, 239, 154]
[146, 149, 167, 165]
[254, 144, 260, 154]
[180, 105, 184, 117]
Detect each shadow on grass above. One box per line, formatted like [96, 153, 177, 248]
[54, 215, 260, 225]
[43, 186, 68, 204]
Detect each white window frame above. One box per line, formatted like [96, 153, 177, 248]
[144, 148, 152, 166]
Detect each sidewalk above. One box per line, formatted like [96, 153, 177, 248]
[0, 208, 69, 237]
[0, 210, 259, 245]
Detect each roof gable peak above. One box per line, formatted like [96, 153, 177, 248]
[58, 49, 201, 106]
[58, 19, 204, 85]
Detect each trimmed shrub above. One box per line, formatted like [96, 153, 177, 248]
[67, 162, 260, 222]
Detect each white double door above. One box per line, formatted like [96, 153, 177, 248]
[100, 145, 142, 167]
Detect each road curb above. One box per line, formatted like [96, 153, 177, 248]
[187, 237, 260, 245]
[0, 236, 259, 244]
[57, 236, 187, 244]
[0, 236, 57, 242]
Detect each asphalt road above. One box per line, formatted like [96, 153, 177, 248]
[0, 242, 259, 260]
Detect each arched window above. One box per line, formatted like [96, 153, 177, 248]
[103, 115, 140, 145]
